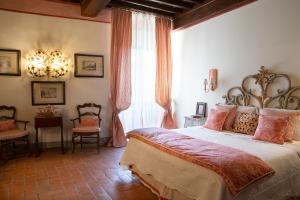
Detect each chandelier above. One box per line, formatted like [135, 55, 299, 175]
[27, 50, 68, 78]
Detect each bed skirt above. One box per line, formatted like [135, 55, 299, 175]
[130, 165, 193, 200]
[130, 165, 300, 200]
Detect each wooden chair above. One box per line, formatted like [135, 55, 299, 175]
[71, 103, 102, 153]
[0, 105, 30, 161]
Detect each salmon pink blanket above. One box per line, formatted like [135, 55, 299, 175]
[127, 128, 275, 196]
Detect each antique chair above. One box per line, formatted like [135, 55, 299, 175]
[71, 103, 102, 153]
[0, 105, 30, 160]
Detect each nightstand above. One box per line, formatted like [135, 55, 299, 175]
[184, 116, 207, 128]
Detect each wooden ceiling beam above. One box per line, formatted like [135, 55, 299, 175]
[118, 0, 183, 13]
[45, 0, 81, 5]
[109, 0, 175, 17]
[173, 0, 257, 30]
[81, 0, 111, 17]
[182, 0, 203, 5]
[147, 0, 194, 10]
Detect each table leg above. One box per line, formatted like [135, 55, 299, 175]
[61, 125, 64, 154]
[35, 128, 40, 157]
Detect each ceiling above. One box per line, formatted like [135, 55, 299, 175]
[108, 0, 202, 17]
[51, 0, 257, 29]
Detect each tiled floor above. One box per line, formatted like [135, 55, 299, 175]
[0, 147, 157, 200]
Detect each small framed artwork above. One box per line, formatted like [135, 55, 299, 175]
[31, 81, 65, 105]
[196, 102, 207, 117]
[74, 54, 104, 78]
[0, 49, 21, 76]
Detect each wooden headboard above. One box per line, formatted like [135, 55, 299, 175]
[223, 66, 300, 110]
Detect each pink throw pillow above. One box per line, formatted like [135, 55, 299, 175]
[260, 108, 300, 142]
[253, 115, 289, 144]
[80, 119, 99, 127]
[0, 120, 16, 132]
[215, 104, 237, 131]
[204, 109, 229, 131]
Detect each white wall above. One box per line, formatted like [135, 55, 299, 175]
[0, 10, 111, 145]
[172, 0, 300, 127]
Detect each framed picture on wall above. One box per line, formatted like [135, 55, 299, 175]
[0, 49, 21, 76]
[31, 81, 65, 105]
[74, 54, 104, 78]
[196, 102, 207, 117]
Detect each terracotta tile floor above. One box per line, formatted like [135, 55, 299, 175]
[0, 147, 157, 200]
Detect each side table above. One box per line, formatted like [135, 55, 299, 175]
[35, 116, 64, 156]
[184, 116, 207, 128]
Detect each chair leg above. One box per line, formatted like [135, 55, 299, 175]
[12, 142, 16, 159]
[26, 136, 32, 157]
[80, 136, 83, 149]
[0, 145, 8, 165]
[0, 144, 4, 162]
[97, 133, 100, 154]
[72, 134, 76, 154]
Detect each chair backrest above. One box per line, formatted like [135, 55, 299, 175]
[0, 105, 16, 120]
[77, 103, 102, 126]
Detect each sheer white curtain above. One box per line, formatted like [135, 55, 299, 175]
[120, 12, 164, 133]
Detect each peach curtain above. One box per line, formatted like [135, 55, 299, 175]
[155, 17, 176, 129]
[110, 8, 132, 147]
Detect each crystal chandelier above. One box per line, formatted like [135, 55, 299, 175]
[27, 50, 68, 78]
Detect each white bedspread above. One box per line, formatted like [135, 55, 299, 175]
[120, 126, 300, 200]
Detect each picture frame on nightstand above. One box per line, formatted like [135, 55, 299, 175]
[195, 102, 207, 117]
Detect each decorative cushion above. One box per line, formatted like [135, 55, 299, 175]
[260, 108, 300, 142]
[232, 113, 259, 135]
[0, 129, 29, 141]
[0, 120, 16, 132]
[80, 118, 99, 126]
[215, 104, 237, 131]
[204, 108, 229, 131]
[253, 115, 289, 144]
[73, 126, 101, 133]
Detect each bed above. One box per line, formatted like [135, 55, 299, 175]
[120, 67, 300, 200]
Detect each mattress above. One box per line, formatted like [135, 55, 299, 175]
[120, 126, 300, 200]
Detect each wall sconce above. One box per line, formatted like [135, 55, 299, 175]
[204, 68, 217, 93]
[27, 50, 68, 78]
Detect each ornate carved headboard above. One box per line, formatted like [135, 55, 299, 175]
[223, 66, 300, 110]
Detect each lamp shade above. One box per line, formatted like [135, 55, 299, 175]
[209, 68, 217, 91]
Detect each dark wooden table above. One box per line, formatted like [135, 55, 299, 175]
[35, 116, 64, 156]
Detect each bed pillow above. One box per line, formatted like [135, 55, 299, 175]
[233, 113, 259, 135]
[294, 122, 300, 141]
[260, 108, 300, 142]
[253, 115, 289, 144]
[235, 106, 258, 121]
[215, 104, 237, 131]
[237, 106, 258, 114]
[204, 108, 229, 131]
[0, 119, 16, 132]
